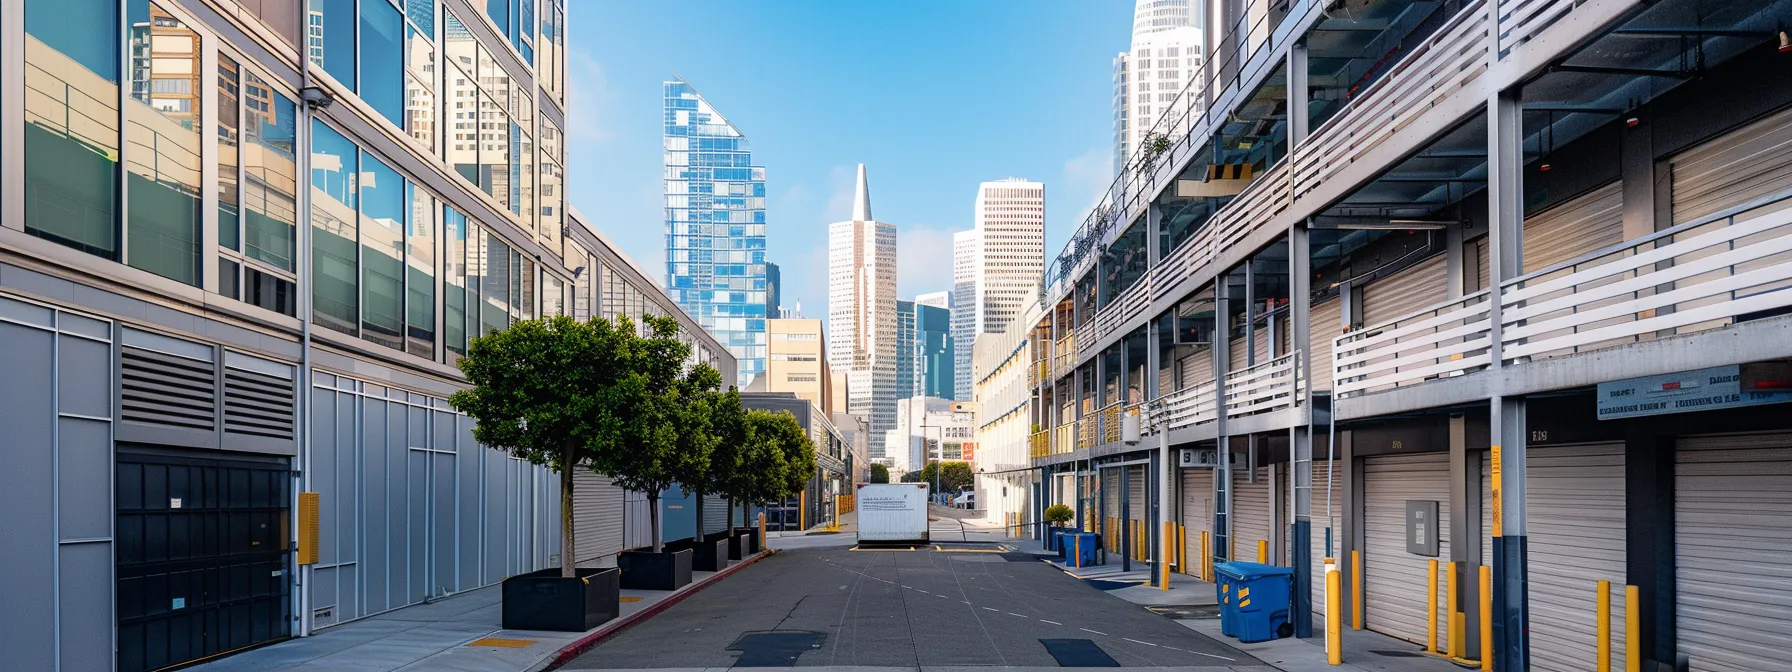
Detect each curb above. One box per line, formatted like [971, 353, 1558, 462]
[538, 548, 777, 670]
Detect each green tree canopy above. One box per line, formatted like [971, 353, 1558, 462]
[748, 410, 816, 504]
[869, 463, 890, 484]
[910, 461, 975, 495]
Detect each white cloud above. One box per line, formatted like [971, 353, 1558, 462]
[565, 49, 616, 142]
[896, 225, 960, 300]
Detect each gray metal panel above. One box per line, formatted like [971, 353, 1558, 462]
[409, 447, 429, 605]
[432, 451, 456, 595]
[1527, 443, 1627, 672]
[456, 415, 482, 591]
[1362, 255, 1448, 327]
[387, 400, 409, 609]
[59, 541, 113, 672]
[58, 417, 112, 541]
[1363, 452, 1451, 646]
[1675, 432, 1792, 672]
[1523, 181, 1624, 275]
[59, 334, 112, 418]
[333, 391, 360, 621]
[1672, 105, 1792, 224]
[361, 396, 389, 615]
[572, 470, 619, 564]
[1309, 299, 1340, 392]
[1311, 461, 1340, 618]
[483, 449, 506, 585]
[1233, 466, 1272, 560]
[1181, 468, 1212, 566]
[703, 493, 728, 535]
[0, 322, 55, 672]
[623, 489, 651, 550]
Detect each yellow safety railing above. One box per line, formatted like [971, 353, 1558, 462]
[1029, 430, 1051, 459]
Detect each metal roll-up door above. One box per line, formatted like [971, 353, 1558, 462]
[1310, 299, 1341, 392]
[1526, 443, 1628, 672]
[1182, 468, 1213, 571]
[1363, 452, 1452, 646]
[1524, 181, 1624, 275]
[572, 471, 625, 566]
[1310, 461, 1341, 617]
[1103, 468, 1121, 545]
[1230, 334, 1249, 371]
[703, 494, 728, 535]
[1128, 465, 1148, 558]
[1676, 432, 1792, 672]
[1362, 255, 1448, 327]
[1233, 467, 1273, 562]
[1179, 347, 1214, 389]
[1475, 238, 1489, 292]
[1672, 105, 1792, 225]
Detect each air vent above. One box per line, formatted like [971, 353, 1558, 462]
[224, 367, 296, 440]
[121, 346, 217, 431]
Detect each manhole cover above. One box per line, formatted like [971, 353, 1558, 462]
[727, 631, 826, 667]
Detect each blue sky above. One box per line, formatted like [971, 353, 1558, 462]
[564, 1, 1132, 320]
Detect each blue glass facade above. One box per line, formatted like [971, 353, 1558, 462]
[664, 79, 767, 387]
[896, 300, 916, 399]
[916, 303, 955, 399]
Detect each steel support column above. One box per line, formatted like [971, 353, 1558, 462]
[1450, 414, 1484, 655]
[1487, 88, 1529, 672]
[1290, 218, 1315, 637]
[1213, 275, 1233, 563]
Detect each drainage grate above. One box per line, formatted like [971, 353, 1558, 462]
[1039, 639, 1119, 667]
[727, 631, 826, 667]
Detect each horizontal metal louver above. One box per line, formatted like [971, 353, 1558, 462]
[223, 367, 295, 440]
[1524, 181, 1624, 274]
[121, 345, 217, 431]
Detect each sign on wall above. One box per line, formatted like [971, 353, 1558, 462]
[1406, 500, 1439, 557]
[1596, 364, 1792, 420]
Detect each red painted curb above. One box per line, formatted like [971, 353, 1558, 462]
[541, 548, 777, 670]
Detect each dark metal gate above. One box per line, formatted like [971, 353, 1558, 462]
[116, 449, 292, 672]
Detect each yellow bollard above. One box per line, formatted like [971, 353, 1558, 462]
[758, 511, 767, 547]
[1447, 562, 1461, 658]
[1178, 524, 1187, 572]
[1161, 522, 1174, 591]
[1353, 550, 1364, 631]
[1596, 580, 1611, 672]
[1202, 532, 1212, 581]
[1074, 534, 1083, 568]
[1480, 565, 1492, 671]
[1326, 567, 1343, 665]
[1426, 559, 1439, 653]
[1258, 539, 1268, 564]
[1626, 585, 1641, 672]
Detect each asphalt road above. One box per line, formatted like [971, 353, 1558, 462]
[563, 544, 1263, 670]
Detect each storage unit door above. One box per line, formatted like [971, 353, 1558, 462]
[1309, 299, 1341, 393]
[1676, 433, 1792, 672]
[1310, 460, 1342, 617]
[1178, 346, 1214, 390]
[116, 451, 292, 672]
[1233, 466, 1273, 562]
[1362, 452, 1452, 646]
[572, 471, 625, 567]
[1128, 464, 1148, 558]
[1527, 443, 1628, 672]
[1671, 105, 1792, 225]
[1103, 469, 1121, 547]
[1182, 468, 1213, 572]
[1362, 255, 1448, 327]
[1523, 182, 1624, 275]
[703, 494, 728, 535]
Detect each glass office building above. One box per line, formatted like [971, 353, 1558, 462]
[664, 78, 768, 387]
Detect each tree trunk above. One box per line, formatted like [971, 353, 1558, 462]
[559, 441, 577, 578]
[726, 496, 736, 538]
[648, 491, 663, 553]
[694, 488, 705, 542]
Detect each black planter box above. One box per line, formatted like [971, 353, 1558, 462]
[726, 531, 744, 560]
[619, 549, 692, 591]
[744, 528, 762, 554]
[691, 536, 728, 572]
[500, 567, 619, 632]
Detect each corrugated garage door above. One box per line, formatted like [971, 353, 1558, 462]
[1362, 255, 1448, 327]
[1178, 346, 1214, 390]
[1233, 466, 1273, 562]
[1310, 299, 1341, 392]
[703, 494, 728, 535]
[1128, 465, 1148, 559]
[1524, 182, 1624, 275]
[573, 471, 625, 567]
[1672, 105, 1792, 225]
[1364, 452, 1452, 646]
[1676, 433, 1792, 672]
[1527, 443, 1628, 672]
[1309, 461, 1341, 617]
[1182, 468, 1213, 573]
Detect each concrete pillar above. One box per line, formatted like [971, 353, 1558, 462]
[1625, 429, 1677, 667]
[1487, 89, 1530, 672]
[1450, 414, 1484, 654]
[1213, 275, 1233, 561]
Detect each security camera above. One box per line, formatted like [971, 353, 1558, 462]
[300, 86, 334, 109]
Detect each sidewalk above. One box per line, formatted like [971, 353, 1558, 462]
[189, 548, 773, 672]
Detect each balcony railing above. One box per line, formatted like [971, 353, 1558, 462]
[1029, 430, 1050, 459]
[1053, 332, 1077, 379]
[1053, 421, 1077, 456]
[1149, 378, 1218, 434]
[1496, 0, 1582, 55]
[1078, 414, 1100, 450]
[1102, 403, 1124, 444]
[1500, 190, 1792, 363]
[1334, 292, 1493, 397]
[1225, 351, 1303, 418]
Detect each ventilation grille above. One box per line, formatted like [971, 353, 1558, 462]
[224, 367, 296, 440]
[121, 346, 217, 431]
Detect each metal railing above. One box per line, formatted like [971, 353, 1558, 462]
[1225, 351, 1303, 418]
[1333, 292, 1493, 397]
[1148, 379, 1218, 434]
[1029, 430, 1051, 459]
[1102, 403, 1124, 444]
[1053, 421, 1077, 456]
[1496, 0, 1585, 55]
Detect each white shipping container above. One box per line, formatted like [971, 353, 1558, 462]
[856, 483, 932, 544]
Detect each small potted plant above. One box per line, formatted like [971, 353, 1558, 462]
[1045, 504, 1074, 554]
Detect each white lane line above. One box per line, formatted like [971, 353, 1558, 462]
[982, 607, 1000, 612]
[1007, 612, 1028, 618]
[935, 594, 948, 599]
[1122, 637, 1157, 647]
[1188, 651, 1237, 661]
[1080, 628, 1107, 636]
[1039, 620, 1063, 626]
[962, 600, 972, 604]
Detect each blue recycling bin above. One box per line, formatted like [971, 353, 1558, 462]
[1067, 532, 1101, 568]
[1213, 562, 1293, 643]
[1050, 528, 1068, 556]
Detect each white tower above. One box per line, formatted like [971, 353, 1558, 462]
[953, 179, 1045, 401]
[827, 164, 899, 437]
[1114, 0, 1204, 176]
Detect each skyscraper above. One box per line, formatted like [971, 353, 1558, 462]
[952, 179, 1045, 401]
[765, 261, 782, 318]
[914, 291, 955, 399]
[1113, 0, 1204, 176]
[896, 299, 916, 404]
[827, 164, 899, 441]
[664, 77, 768, 387]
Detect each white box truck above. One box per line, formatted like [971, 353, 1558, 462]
[855, 483, 930, 544]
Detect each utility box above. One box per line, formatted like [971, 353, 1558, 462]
[856, 483, 930, 544]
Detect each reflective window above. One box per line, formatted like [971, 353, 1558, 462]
[406, 0, 435, 40]
[311, 120, 359, 335]
[539, 154, 563, 257]
[360, 0, 405, 127]
[480, 227, 510, 337]
[405, 25, 436, 152]
[218, 54, 242, 251]
[126, 0, 204, 286]
[24, 0, 121, 258]
[484, 0, 509, 37]
[479, 96, 510, 209]
[444, 206, 468, 355]
[517, 122, 534, 225]
[308, 0, 356, 89]
[243, 71, 299, 272]
[541, 271, 564, 318]
[359, 150, 406, 350]
[406, 183, 436, 359]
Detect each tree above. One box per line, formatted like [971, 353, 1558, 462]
[449, 315, 628, 578]
[1045, 504, 1074, 527]
[589, 315, 710, 554]
[869, 464, 890, 484]
[750, 410, 817, 520]
[899, 469, 922, 483]
[701, 387, 749, 539]
[912, 461, 975, 496]
[736, 409, 790, 509]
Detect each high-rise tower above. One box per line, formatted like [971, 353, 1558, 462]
[952, 179, 1045, 401]
[664, 77, 768, 387]
[827, 165, 899, 441]
[1113, 0, 1204, 176]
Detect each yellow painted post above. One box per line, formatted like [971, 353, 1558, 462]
[1447, 562, 1462, 658]
[1596, 580, 1612, 672]
[1201, 532, 1211, 581]
[1258, 539, 1268, 564]
[1074, 534, 1084, 568]
[1352, 550, 1364, 631]
[1479, 565, 1493, 671]
[1426, 559, 1439, 653]
[758, 511, 766, 547]
[1326, 567, 1343, 665]
[1161, 522, 1173, 591]
[1177, 524, 1187, 572]
[1626, 585, 1641, 672]
[800, 491, 806, 530]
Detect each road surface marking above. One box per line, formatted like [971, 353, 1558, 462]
[1122, 638, 1157, 647]
[1080, 628, 1107, 636]
[1188, 650, 1237, 661]
[1039, 620, 1062, 625]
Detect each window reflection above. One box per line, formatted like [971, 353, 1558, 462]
[311, 120, 359, 336]
[243, 71, 299, 273]
[481, 227, 509, 337]
[407, 184, 437, 359]
[126, 0, 204, 286]
[479, 95, 510, 209]
[444, 206, 469, 356]
[360, 150, 406, 350]
[24, 0, 122, 258]
[360, 0, 405, 127]
[308, 0, 356, 88]
[405, 25, 436, 152]
[219, 54, 242, 251]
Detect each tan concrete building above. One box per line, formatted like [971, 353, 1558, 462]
[753, 318, 835, 415]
